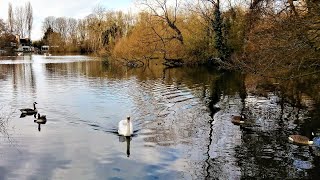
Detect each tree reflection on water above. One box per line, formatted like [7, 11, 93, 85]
[0, 56, 319, 179]
[204, 72, 320, 179]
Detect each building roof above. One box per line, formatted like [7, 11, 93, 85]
[20, 38, 30, 44]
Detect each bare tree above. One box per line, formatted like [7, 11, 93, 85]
[67, 18, 78, 44]
[15, 6, 26, 37]
[13, 2, 33, 39]
[122, 11, 135, 36]
[93, 4, 106, 22]
[0, 19, 6, 34]
[77, 19, 87, 44]
[85, 14, 101, 51]
[93, 5, 107, 50]
[54, 17, 68, 41]
[192, 0, 231, 60]
[25, 1, 33, 40]
[42, 16, 56, 33]
[8, 3, 14, 33]
[139, 0, 184, 44]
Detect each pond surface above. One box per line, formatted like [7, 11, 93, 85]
[0, 55, 319, 179]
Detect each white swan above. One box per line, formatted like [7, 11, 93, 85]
[118, 116, 133, 136]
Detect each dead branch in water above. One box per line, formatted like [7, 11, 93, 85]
[0, 105, 15, 141]
[120, 58, 145, 68]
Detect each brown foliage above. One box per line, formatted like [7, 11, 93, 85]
[112, 12, 187, 62]
[229, 0, 320, 79]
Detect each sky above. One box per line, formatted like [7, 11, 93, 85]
[0, 0, 136, 40]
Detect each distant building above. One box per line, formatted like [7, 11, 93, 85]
[41, 45, 59, 53]
[41, 45, 49, 52]
[16, 45, 33, 52]
[19, 38, 31, 46]
[23, 46, 34, 52]
[16, 37, 33, 52]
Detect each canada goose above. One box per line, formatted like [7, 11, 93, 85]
[34, 113, 47, 132]
[118, 116, 133, 137]
[36, 113, 47, 121]
[289, 132, 314, 145]
[231, 115, 245, 125]
[20, 102, 38, 115]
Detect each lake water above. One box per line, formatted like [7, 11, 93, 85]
[0, 55, 319, 179]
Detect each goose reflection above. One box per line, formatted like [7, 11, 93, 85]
[119, 136, 131, 157]
[34, 113, 47, 132]
[20, 112, 38, 118]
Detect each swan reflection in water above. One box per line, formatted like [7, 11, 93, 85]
[119, 136, 131, 157]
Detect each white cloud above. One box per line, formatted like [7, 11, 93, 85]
[0, 0, 135, 40]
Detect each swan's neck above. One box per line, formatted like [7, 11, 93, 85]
[33, 104, 37, 110]
[127, 119, 130, 135]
